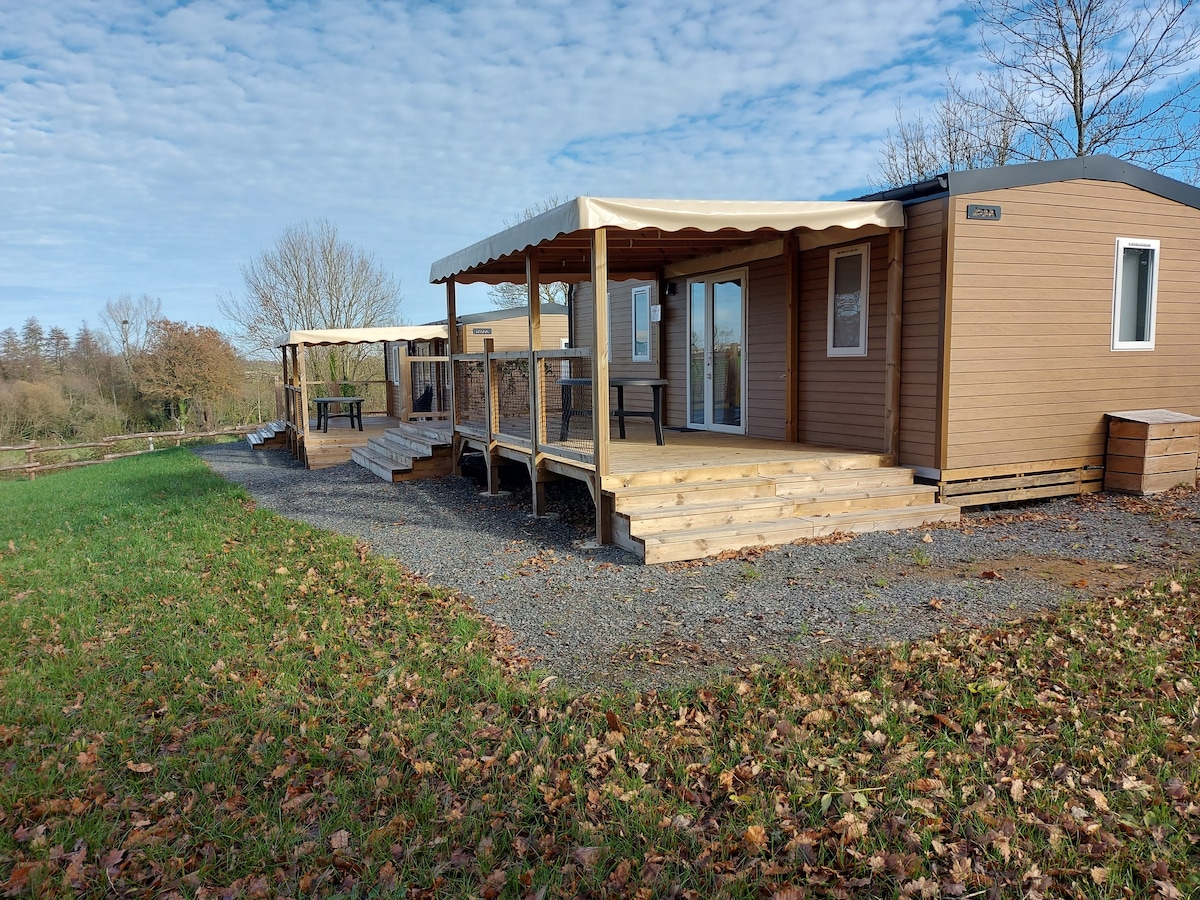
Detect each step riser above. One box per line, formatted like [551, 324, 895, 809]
[384, 432, 444, 457]
[776, 471, 914, 496]
[642, 522, 819, 564]
[623, 500, 795, 535]
[804, 506, 960, 537]
[390, 422, 453, 444]
[613, 481, 776, 513]
[367, 440, 414, 467]
[793, 488, 936, 516]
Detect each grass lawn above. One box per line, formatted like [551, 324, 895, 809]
[1, 450, 1197, 898]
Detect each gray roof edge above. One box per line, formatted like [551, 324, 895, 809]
[947, 155, 1200, 210]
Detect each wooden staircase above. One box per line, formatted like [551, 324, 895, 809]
[245, 421, 288, 450]
[609, 455, 960, 564]
[351, 422, 454, 483]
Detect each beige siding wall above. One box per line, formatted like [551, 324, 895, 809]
[945, 179, 1200, 471]
[459, 313, 568, 352]
[898, 199, 947, 469]
[796, 235, 889, 451]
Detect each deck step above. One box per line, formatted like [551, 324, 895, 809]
[638, 503, 959, 564]
[621, 495, 795, 534]
[393, 421, 453, 444]
[799, 503, 960, 536]
[791, 483, 938, 515]
[247, 421, 288, 450]
[383, 428, 446, 458]
[351, 446, 411, 482]
[611, 477, 777, 512]
[774, 467, 916, 496]
[639, 518, 822, 564]
[369, 439, 415, 467]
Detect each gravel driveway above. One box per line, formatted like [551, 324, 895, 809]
[194, 442, 1200, 691]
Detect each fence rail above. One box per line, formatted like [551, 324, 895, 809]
[0, 426, 263, 480]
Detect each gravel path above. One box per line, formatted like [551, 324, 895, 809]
[193, 442, 1200, 691]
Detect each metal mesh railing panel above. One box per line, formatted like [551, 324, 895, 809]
[453, 359, 486, 434]
[408, 360, 450, 416]
[538, 352, 594, 459]
[491, 357, 530, 442]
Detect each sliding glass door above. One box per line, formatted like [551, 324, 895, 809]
[688, 269, 746, 433]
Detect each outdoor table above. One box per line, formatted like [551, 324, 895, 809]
[558, 378, 667, 446]
[312, 396, 364, 433]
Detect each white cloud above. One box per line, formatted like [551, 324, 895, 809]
[0, 0, 976, 331]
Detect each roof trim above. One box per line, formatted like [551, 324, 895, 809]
[429, 196, 905, 284]
[857, 155, 1200, 209]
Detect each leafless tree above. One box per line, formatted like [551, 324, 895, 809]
[100, 294, 162, 374]
[965, 0, 1200, 167]
[878, 87, 1022, 187]
[220, 219, 402, 386]
[488, 197, 570, 310]
[879, 1, 1200, 187]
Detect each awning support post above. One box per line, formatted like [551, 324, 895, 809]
[591, 227, 611, 545]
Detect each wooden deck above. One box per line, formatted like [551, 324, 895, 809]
[602, 423, 892, 487]
[301, 416, 405, 468]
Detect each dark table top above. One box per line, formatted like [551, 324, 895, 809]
[312, 396, 364, 403]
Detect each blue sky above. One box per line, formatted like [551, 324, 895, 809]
[2, 0, 976, 337]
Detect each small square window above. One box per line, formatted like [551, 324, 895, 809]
[828, 243, 869, 357]
[631, 285, 652, 361]
[1112, 238, 1159, 351]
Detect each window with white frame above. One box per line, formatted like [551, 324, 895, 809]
[1112, 238, 1159, 351]
[828, 243, 869, 356]
[631, 285, 652, 361]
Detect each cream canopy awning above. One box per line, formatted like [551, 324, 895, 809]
[275, 325, 448, 349]
[430, 196, 905, 284]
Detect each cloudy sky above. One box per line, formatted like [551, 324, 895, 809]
[2, 0, 978, 337]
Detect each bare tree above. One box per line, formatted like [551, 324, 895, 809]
[488, 197, 570, 310]
[965, 0, 1200, 168]
[100, 294, 162, 374]
[878, 85, 1023, 188]
[879, 1, 1200, 187]
[220, 220, 402, 385]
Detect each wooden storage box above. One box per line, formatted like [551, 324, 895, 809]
[1105, 409, 1200, 494]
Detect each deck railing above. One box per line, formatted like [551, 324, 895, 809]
[451, 347, 594, 465]
[396, 355, 450, 421]
[535, 348, 594, 461]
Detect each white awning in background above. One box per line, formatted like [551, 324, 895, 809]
[429, 196, 906, 283]
[275, 325, 448, 349]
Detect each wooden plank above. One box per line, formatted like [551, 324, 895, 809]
[946, 480, 1104, 508]
[663, 238, 784, 279]
[1109, 420, 1200, 440]
[937, 198, 953, 470]
[884, 227, 903, 458]
[1107, 408, 1200, 425]
[1105, 452, 1198, 476]
[940, 456, 1104, 482]
[942, 468, 1100, 497]
[592, 228, 611, 547]
[1105, 470, 1197, 493]
[1108, 436, 1199, 457]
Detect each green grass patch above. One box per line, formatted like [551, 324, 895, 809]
[1, 449, 1197, 898]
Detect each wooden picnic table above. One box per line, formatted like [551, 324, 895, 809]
[558, 377, 667, 446]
